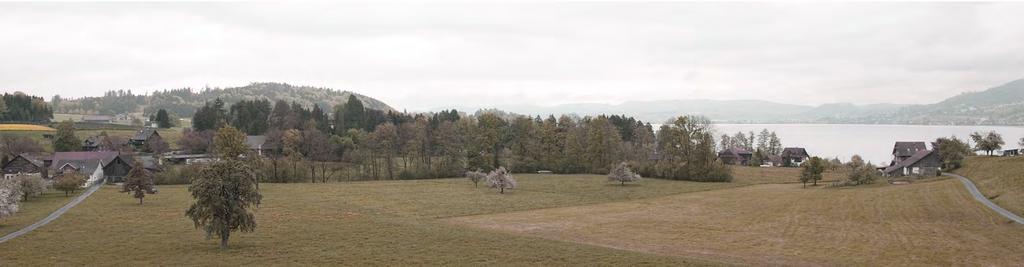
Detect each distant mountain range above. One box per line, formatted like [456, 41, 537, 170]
[431, 78, 1024, 125]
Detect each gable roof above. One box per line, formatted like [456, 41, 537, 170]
[781, 147, 809, 158]
[131, 128, 159, 141]
[893, 142, 927, 157]
[2, 153, 48, 169]
[884, 149, 938, 174]
[50, 151, 124, 174]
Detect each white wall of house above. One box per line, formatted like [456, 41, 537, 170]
[84, 162, 104, 187]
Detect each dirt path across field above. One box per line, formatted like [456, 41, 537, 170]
[0, 183, 103, 243]
[943, 173, 1024, 224]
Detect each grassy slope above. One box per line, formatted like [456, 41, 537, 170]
[451, 180, 1024, 266]
[0, 174, 752, 266]
[0, 190, 79, 236]
[954, 156, 1024, 216]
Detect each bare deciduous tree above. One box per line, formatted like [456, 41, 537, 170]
[121, 161, 157, 204]
[486, 167, 517, 194]
[465, 169, 485, 187]
[608, 162, 641, 186]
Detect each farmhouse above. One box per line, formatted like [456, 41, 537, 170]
[883, 142, 941, 177]
[245, 135, 278, 156]
[718, 147, 753, 165]
[50, 151, 134, 184]
[761, 155, 784, 167]
[780, 147, 809, 166]
[82, 135, 124, 151]
[1, 153, 51, 179]
[1003, 149, 1021, 157]
[81, 115, 113, 123]
[129, 127, 162, 148]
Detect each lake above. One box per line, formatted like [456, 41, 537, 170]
[713, 124, 1024, 165]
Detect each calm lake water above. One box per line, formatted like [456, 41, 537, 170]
[712, 124, 1024, 165]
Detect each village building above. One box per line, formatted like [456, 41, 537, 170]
[81, 115, 113, 123]
[883, 142, 941, 177]
[718, 147, 753, 165]
[761, 155, 784, 167]
[780, 147, 810, 166]
[1, 153, 51, 179]
[162, 153, 216, 165]
[245, 135, 278, 157]
[1003, 149, 1021, 157]
[50, 151, 134, 185]
[129, 128, 162, 148]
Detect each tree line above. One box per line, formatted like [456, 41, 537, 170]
[180, 96, 731, 183]
[0, 92, 52, 122]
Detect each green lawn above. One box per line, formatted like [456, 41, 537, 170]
[0, 190, 79, 236]
[0, 174, 738, 266]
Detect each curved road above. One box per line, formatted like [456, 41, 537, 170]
[0, 183, 103, 243]
[943, 173, 1024, 224]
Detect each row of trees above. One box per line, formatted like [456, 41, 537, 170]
[0, 173, 86, 222]
[1, 92, 52, 122]
[183, 96, 731, 183]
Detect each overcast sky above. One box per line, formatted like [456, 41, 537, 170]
[1, 2, 1023, 111]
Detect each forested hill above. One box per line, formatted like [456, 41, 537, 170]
[53, 82, 393, 117]
[880, 78, 1024, 125]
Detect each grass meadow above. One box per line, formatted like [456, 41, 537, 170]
[0, 165, 1017, 266]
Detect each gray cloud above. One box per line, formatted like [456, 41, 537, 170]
[1, 2, 1023, 111]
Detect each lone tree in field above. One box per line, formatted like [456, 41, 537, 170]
[53, 173, 86, 197]
[121, 161, 157, 204]
[799, 156, 825, 188]
[185, 160, 262, 250]
[608, 162, 641, 186]
[486, 167, 517, 194]
[465, 169, 486, 187]
[0, 179, 20, 219]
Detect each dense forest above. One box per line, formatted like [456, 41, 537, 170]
[179, 95, 731, 183]
[51, 82, 393, 118]
[1, 92, 53, 122]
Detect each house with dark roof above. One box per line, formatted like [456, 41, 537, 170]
[2, 153, 51, 179]
[781, 147, 810, 166]
[891, 141, 928, 165]
[245, 135, 278, 157]
[50, 151, 134, 184]
[129, 128, 162, 150]
[718, 147, 753, 165]
[1003, 149, 1021, 157]
[883, 142, 941, 177]
[761, 155, 784, 167]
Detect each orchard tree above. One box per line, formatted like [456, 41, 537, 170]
[185, 160, 262, 250]
[465, 170, 486, 187]
[213, 126, 249, 160]
[0, 179, 20, 219]
[486, 167, 517, 194]
[121, 161, 157, 204]
[845, 155, 878, 186]
[970, 131, 1004, 156]
[53, 120, 81, 152]
[54, 173, 86, 196]
[608, 162, 641, 186]
[799, 157, 825, 188]
[934, 136, 973, 170]
[14, 174, 47, 201]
